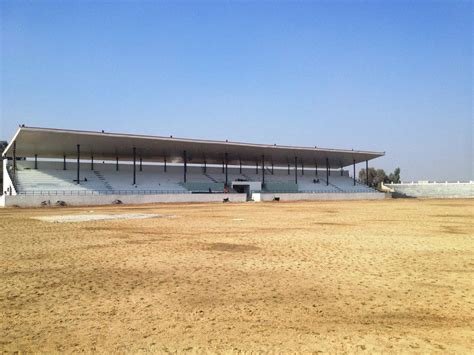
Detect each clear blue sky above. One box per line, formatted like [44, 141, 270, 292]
[1, 0, 472, 181]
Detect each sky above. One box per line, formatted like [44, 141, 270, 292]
[1, 0, 472, 181]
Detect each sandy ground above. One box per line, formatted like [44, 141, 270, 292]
[1, 199, 473, 353]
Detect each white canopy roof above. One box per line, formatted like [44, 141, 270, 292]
[3, 126, 384, 167]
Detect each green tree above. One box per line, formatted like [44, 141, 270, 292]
[388, 167, 401, 183]
[359, 167, 401, 188]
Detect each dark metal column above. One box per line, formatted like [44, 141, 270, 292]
[12, 141, 16, 175]
[116, 156, 119, 171]
[133, 147, 136, 185]
[222, 160, 224, 173]
[76, 144, 80, 184]
[340, 165, 343, 176]
[302, 161, 304, 175]
[353, 159, 356, 186]
[34, 154, 38, 169]
[366, 160, 369, 186]
[239, 158, 242, 174]
[225, 153, 228, 186]
[287, 162, 290, 175]
[256, 161, 258, 174]
[271, 161, 274, 175]
[91, 155, 94, 170]
[139, 157, 142, 172]
[203, 158, 207, 173]
[183, 150, 187, 183]
[294, 156, 298, 184]
[261, 155, 265, 185]
[315, 162, 318, 176]
[326, 157, 329, 186]
[63, 155, 66, 170]
[164, 157, 167, 172]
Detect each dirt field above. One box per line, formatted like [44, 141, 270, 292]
[1, 199, 473, 352]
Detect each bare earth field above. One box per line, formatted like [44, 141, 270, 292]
[1, 199, 473, 353]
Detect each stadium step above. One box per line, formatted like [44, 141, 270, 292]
[93, 171, 113, 191]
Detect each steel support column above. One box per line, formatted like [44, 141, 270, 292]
[164, 157, 167, 172]
[262, 155, 265, 185]
[239, 158, 242, 174]
[366, 160, 369, 186]
[63, 155, 66, 170]
[302, 161, 304, 175]
[353, 159, 356, 186]
[256, 161, 258, 174]
[225, 153, 228, 187]
[183, 150, 187, 183]
[116, 156, 119, 171]
[315, 162, 318, 176]
[91, 155, 94, 170]
[133, 147, 136, 185]
[288, 162, 290, 175]
[34, 154, 38, 169]
[12, 141, 16, 175]
[340, 165, 343, 176]
[140, 157, 142, 172]
[294, 157, 298, 184]
[326, 158, 329, 186]
[76, 144, 80, 184]
[203, 158, 207, 173]
[271, 161, 274, 175]
[222, 160, 224, 174]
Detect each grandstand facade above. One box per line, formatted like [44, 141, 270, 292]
[1, 126, 386, 207]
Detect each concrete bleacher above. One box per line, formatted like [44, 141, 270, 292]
[11, 160, 376, 195]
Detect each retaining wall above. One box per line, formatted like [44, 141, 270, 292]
[254, 192, 386, 202]
[0, 193, 247, 208]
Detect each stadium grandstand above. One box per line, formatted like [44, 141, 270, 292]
[1, 126, 386, 207]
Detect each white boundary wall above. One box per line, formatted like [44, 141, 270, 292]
[0, 193, 247, 208]
[253, 192, 386, 202]
[387, 182, 473, 199]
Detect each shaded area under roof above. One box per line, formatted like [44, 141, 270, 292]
[3, 126, 384, 167]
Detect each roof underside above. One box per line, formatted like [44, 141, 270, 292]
[3, 127, 384, 167]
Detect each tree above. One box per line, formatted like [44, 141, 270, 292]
[388, 167, 401, 184]
[359, 167, 401, 188]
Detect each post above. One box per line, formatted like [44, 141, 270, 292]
[256, 161, 258, 174]
[91, 155, 94, 170]
[164, 156, 167, 172]
[315, 162, 318, 176]
[261, 155, 265, 185]
[12, 141, 16, 175]
[271, 161, 274, 175]
[340, 165, 343, 176]
[353, 159, 356, 186]
[139, 157, 142, 172]
[133, 147, 136, 185]
[302, 161, 304, 175]
[288, 162, 290, 175]
[366, 160, 369, 186]
[116, 156, 119, 171]
[222, 160, 224, 174]
[76, 144, 80, 184]
[183, 150, 187, 183]
[34, 154, 38, 169]
[239, 158, 242, 174]
[294, 156, 298, 184]
[225, 153, 228, 186]
[63, 155, 66, 170]
[326, 158, 329, 186]
[328, 160, 331, 176]
[203, 158, 207, 173]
